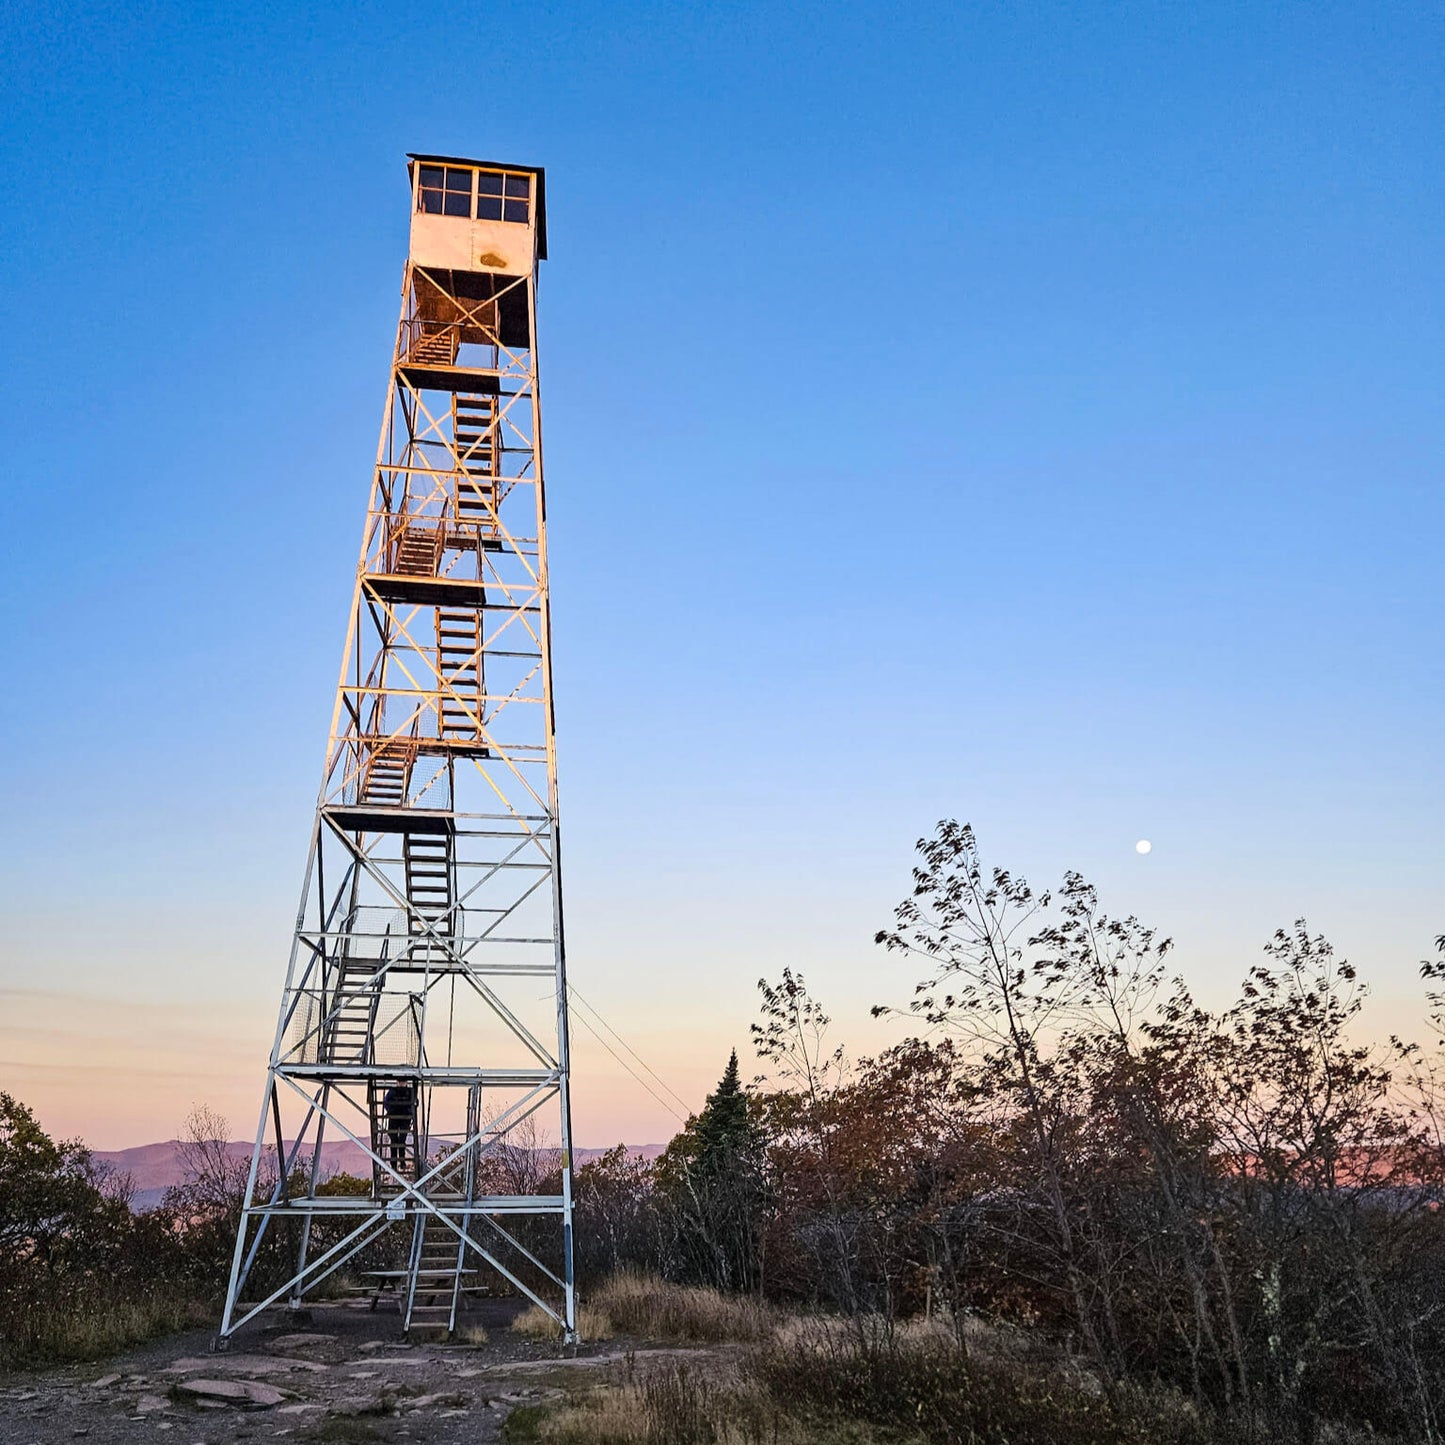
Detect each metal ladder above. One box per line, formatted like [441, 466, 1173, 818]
[403, 833, 454, 959]
[369, 1077, 421, 1194]
[402, 1086, 482, 1339]
[324, 959, 381, 1064]
[453, 393, 497, 531]
[410, 324, 459, 367]
[359, 736, 416, 807]
[436, 608, 483, 742]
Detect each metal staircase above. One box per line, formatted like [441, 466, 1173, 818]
[403, 833, 454, 954]
[359, 736, 416, 807]
[410, 324, 459, 367]
[369, 1077, 422, 1193]
[403, 1210, 470, 1338]
[391, 519, 443, 576]
[325, 960, 382, 1064]
[454, 393, 497, 533]
[401, 1085, 481, 1339]
[437, 609, 483, 741]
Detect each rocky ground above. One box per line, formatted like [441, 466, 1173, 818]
[0, 1297, 686, 1444]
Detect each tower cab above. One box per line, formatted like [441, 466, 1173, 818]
[406, 155, 547, 277]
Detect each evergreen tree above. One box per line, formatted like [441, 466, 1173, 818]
[696, 1049, 754, 1177]
[657, 1050, 767, 1292]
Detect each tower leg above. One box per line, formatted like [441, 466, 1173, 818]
[291, 1085, 330, 1308]
[218, 1078, 280, 1345]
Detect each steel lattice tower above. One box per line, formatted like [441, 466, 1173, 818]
[220, 155, 576, 1343]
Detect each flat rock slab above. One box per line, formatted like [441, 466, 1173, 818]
[166, 1354, 326, 1376]
[482, 1346, 699, 1376]
[174, 1377, 286, 1409]
[270, 1332, 337, 1351]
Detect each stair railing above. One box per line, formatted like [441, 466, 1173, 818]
[401, 1208, 427, 1335]
[452, 1082, 483, 1333]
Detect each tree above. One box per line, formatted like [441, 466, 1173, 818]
[0, 1093, 127, 1265]
[658, 1050, 767, 1292]
[698, 1052, 752, 1169]
[0, 1094, 194, 1366]
[874, 821, 1120, 1366]
[753, 970, 871, 1314]
[574, 1145, 660, 1284]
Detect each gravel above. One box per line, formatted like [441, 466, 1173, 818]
[0, 1297, 625, 1445]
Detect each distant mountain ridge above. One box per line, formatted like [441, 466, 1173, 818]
[94, 1139, 665, 1212]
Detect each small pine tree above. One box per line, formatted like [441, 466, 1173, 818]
[657, 1050, 767, 1293]
[696, 1050, 754, 1177]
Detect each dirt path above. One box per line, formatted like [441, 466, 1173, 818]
[0, 1299, 702, 1444]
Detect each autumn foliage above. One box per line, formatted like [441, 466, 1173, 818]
[573, 821, 1445, 1443]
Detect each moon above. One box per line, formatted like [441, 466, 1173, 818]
[1135, 839, 1153, 855]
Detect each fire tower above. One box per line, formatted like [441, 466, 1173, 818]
[220, 155, 576, 1342]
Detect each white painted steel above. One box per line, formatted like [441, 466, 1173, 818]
[220, 154, 576, 1345]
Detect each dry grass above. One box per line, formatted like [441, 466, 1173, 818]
[590, 1272, 773, 1344]
[774, 1309, 1051, 1368]
[532, 1364, 886, 1444]
[510, 1276, 773, 1346]
[506, 1282, 1404, 1445]
[756, 1322, 1233, 1445]
[458, 1323, 489, 1346]
[0, 1287, 212, 1367]
[532, 1385, 669, 1443]
[511, 1302, 614, 1342]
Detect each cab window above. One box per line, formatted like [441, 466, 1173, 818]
[417, 166, 473, 217]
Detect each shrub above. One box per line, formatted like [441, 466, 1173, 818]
[755, 1323, 1224, 1445]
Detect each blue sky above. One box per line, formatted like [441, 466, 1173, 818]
[1, 0, 1441, 1147]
